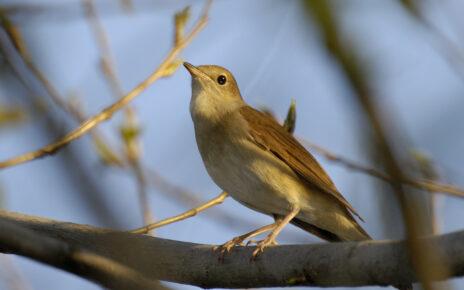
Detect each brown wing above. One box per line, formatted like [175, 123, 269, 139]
[239, 106, 364, 221]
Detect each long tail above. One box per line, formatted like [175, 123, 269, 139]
[291, 218, 344, 241]
[290, 217, 371, 241]
[291, 218, 413, 290]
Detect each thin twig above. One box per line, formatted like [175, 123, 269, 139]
[300, 139, 464, 198]
[0, 1, 210, 169]
[131, 191, 228, 234]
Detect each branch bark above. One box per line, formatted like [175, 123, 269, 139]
[1, 211, 463, 289]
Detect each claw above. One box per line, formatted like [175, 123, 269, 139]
[213, 223, 283, 262]
[250, 236, 278, 260]
[214, 236, 246, 261]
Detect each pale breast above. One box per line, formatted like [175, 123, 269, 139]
[194, 112, 306, 216]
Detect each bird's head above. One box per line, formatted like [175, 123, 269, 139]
[184, 62, 244, 121]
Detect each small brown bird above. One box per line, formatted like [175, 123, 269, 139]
[184, 62, 370, 256]
[184, 62, 412, 290]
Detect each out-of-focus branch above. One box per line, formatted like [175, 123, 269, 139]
[0, 105, 25, 127]
[0, 217, 165, 290]
[0, 0, 211, 169]
[410, 150, 442, 235]
[2, 211, 464, 288]
[304, 1, 451, 290]
[300, 138, 464, 198]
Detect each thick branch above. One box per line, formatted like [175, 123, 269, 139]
[1, 211, 463, 288]
[0, 217, 164, 290]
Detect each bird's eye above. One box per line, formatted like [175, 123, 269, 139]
[217, 75, 227, 85]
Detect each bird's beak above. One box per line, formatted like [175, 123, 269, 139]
[183, 62, 209, 80]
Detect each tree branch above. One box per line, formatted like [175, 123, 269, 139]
[0, 217, 165, 290]
[1, 211, 463, 288]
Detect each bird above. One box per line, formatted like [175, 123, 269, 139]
[184, 61, 371, 248]
[184, 62, 412, 290]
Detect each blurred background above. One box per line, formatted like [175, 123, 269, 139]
[0, 0, 463, 289]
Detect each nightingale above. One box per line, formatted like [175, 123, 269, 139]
[183, 62, 370, 256]
[184, 63, 413, 290]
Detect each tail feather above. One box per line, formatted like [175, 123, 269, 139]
[290, 218, 344, 242]
[291, 217, 371, 242]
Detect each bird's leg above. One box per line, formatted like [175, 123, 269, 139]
[214, 223, 278, 257]
[246, 238, 278, 247]
[246, 216, 283, 246]
[252, 206, 300, 259]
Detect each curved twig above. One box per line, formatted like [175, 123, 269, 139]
[301, 140, 464, 198]
[131, 191, 229, 234]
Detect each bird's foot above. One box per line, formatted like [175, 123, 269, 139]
[213, 236, 246, 261]
[251, 236, 278, 260]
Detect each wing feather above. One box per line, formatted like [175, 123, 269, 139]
[239, 106, 364, 221]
